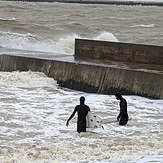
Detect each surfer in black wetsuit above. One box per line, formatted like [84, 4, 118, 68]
[66, 96, 90, 133]
[115, 93, 129, 126]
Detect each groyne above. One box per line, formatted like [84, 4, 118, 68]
[0, 39, 163, 99]
[2, 0, 163, 7]
[75, 39, 163, 65]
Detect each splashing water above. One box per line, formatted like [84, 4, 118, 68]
[0, 71, 162, 163]
[0, 31, 118, 55]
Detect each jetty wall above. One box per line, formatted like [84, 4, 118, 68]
[0, 44, 163, 99]
[75, 39, 163, 65]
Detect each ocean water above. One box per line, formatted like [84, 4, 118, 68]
[0, 1, 163, 55]
[0, 1, 163, 163]
[0, 71, 163, 163]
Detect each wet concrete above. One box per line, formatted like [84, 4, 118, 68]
[75, 39, 163, 65]
[1, 47, 162, 73]
[0, 47, 163, 99]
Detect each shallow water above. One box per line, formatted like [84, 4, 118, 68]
[0, 71, 162, 162]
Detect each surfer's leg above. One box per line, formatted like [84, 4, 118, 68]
[77, 121, 83, 133]
[119, 117, 128, 126]
[77, 120, 87, 133]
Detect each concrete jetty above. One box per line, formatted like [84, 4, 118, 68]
[0, 39, 163, 99]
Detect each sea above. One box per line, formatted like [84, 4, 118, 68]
[0, 1, 163, 163]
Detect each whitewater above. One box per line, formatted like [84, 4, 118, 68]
[0, 1, 163, 163]
[0, 71, 163, 163]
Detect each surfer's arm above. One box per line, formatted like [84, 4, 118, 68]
[66, 108, 77, 127]
[117, 113, 121, 121]
[117, 104, 122, 121]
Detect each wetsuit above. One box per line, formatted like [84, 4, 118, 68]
[66, 97, 90, 133]
[117, 97, 128, 126]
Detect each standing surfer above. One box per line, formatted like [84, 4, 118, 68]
[66, 96, 90, 133]
[115, 93, 129, 126]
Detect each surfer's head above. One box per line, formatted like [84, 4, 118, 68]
[80, 96, 85, 104]
[115, 93, 122, 100]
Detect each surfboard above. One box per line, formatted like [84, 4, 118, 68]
[86, 111, 103, 128]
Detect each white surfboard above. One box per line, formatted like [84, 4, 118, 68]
[86, 111, 103, 128]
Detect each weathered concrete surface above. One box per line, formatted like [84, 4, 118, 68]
[75, 39, 163, 65]
[0, 47, 163, 99]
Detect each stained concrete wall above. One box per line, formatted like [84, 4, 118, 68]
[75, 39, 163, 65]
[0, 53, 163, 99]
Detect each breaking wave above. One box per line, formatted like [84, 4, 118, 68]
[0, 31, 118, 55]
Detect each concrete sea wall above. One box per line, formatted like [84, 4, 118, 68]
[75, 39, 163, 65]
[0, 44, 163, 99]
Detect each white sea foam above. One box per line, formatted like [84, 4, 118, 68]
[56, 34, 81, 54]
[0, 71, 162, 163]
[0, 17, 16, 21]
[93, 32, 119, 42]
[56, 32, 118, 54]
[0, 31, 64, 54]
[0, 31, 118, 55]
[0, 70, 57, 88]
[131, 24, 155, 28]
